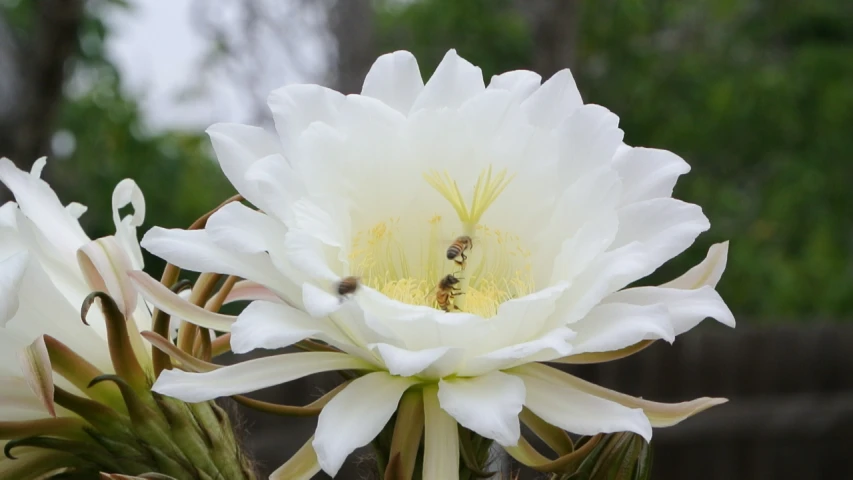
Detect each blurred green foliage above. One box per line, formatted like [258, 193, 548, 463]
[376, 0, 853, 320]
[1, 0, 233, 273]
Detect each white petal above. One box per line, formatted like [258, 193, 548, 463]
[268, 84, 345, 157]
[516, 362, 725, 428]
[224, 280, 281, 304]
[314, 371, 418, 476]
[29, 156, 46, 178]
[613, 147, 691, 205]
[141, 227, 292, 295]
[0, 376, 48, 417]
[549, 211, 619, 285]
[604, 285, 735, 335]
[361, 50, 424, 114]
[369, 343, 461, 378]
[422, 385, 459, 480]
[460, 327, 575, 377]
[77, 236, 138, 317]
[438, 371, 525, 446]
[512, 366, 652, 441]
[570, 303, 674, 355]
[230, 300, 350, 354]
[663, 242, 728, 289]
[0, 251, 28, 326]
[487, 70, 542, 101]
[244, 154, 305, 225]
[612, 198, 710, 276]
[411, 49, 485, 112]
[206, 123, 281, 206]
[206, 202, 286, 254]
[556, 242, 650, 324]
[16, 336, 56, 417]
[302, 282, 344, 318]
[65, 202, 87, 219]
[152, 351, 372, 402]
[111, 178, 145, 228]
[284, 231, 340, 282]
[555, 105, 623, 184]
[111, 179, 146, 270]
[0, 158, 89, 262]
[128, 271, 235, 332]
[521, 69, 583, 128]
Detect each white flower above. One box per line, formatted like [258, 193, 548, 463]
[138, 50, 735, 478]
[0, 158, 149, 473]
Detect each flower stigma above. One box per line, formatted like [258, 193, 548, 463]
[348, 167, 534, 317]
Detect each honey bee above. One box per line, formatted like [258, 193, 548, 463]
[336, 276, 360, 302]
[433, 274, 462, 312]
[446, 235, 473, 268]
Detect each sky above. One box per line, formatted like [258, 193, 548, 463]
[106, 0, 326, 131]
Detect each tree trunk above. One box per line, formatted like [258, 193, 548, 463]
[328, 0, 376, 94]
[512, 0, 580, 78]
[0, 0, 84, 201]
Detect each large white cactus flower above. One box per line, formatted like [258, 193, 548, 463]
[138, 50, 735, 478]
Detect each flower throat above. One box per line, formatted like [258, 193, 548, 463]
[348, 167, 535, 317]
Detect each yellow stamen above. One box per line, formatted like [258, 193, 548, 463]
[350, 167, 529, 317]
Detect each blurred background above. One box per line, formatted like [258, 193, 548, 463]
[1, 0, 851, 478]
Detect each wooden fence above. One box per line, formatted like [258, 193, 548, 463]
[226, 323, 853, 479]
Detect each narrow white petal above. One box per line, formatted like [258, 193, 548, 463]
[110, 179, 146, 269]
[411, 49, 485, 112]
[314, 372, 418, 476]
[438, 371, 525, 446]
[423, 385, 459, 480]
[521, 69, 583, 128]
[224, 280, 281, 304]
[230, 300, 350, 354]
[515, 362, 726, 428]
[65, 202, 87, 219]
[111, 178, 146, 228]
[0, 251, 28, 326]
[16, 336, 56, 417]
[141, 227, 284, 285]
[487, 70, 542, 101]
[613, 147, 691, 205]
[662, 242, 729, 289]
[361, 50, 424, 114]
[570, 303, 675, 355]
[77, 236, 138, 317]
[605, 285, 735, 335]
[128, 271, 235, 332]
[152, 351, 372, 402]
[512, 366, 653, 441]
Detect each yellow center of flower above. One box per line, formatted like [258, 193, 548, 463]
[348, 167, 535, 317]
